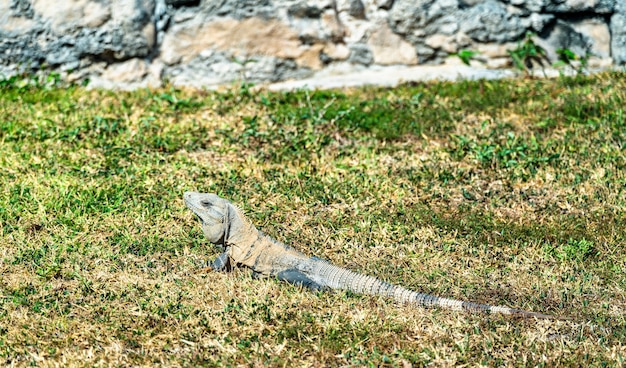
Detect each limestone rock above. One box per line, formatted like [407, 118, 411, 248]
[32, 0, 112, 32]
[0, 0, 621, 87]
[320, 9, 346, 42]
[476, 43, 519, 58]
[570, 18, 611, 58]
[101, 58, 148, 83]
[322, 43, 350, 61]
[537, 20, 590, 61]
[389, 0, 461, 40]
[164, 51, 310, 88]
[160, 17, 325, 69]
[0, 0, 156, 71]
[425, 34, 458, 53]
[348, 0, 366, 19]
[508, 0, 615, 13]
[460, 0, 526, 43]
[368, 22, 418, 64]
[199, 0, 276, 19]
[0, 0, 36, 34]
[348, 43, 373, 65]
[527, 12, 555, 32]
[544, 0, 615, 14]
[611, 13, 626, 64]
[288, 3, 324, 18]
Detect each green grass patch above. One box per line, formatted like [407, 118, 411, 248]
[1, 72, 625, 366]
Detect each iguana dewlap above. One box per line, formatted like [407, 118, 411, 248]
[184, 192, 561, 319]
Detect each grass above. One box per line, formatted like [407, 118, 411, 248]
[1, 71, 625, 366]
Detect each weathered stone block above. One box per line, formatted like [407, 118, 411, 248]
[368, 22, 418, 64]
[460, 0, 526, 43]
[611, 13, 626, 64]
[348, 43, 373, 65]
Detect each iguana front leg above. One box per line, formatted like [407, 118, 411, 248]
[199, 251, 231, 272]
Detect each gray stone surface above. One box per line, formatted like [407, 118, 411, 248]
[199, 0, 275, 19]
[461, 0, 526, 43]
[0, 0, 156, 70]
[0, 0, 622, 89]
[348, 43, 374, 65]
[611, 13, 626, 64]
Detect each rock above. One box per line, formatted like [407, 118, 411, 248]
[322, 43, 350, 61]
[424, 34, 458, 53]
[460, 0, 526, 43]
[569, 17, 611, 58]
[296, 43, 326, 69]
[288, 3, 324, 18]
[611, 13, 626, 64]
[101, 58, 148, 82]
[0, 0, 36, 34]
[200, 0, 275, 19]
[32, 0, 112, 32]
[8, 0, 35, 18]
[389, 0, 460, 40]
[537, 20, 590, 61]
[320, 9, 346, 42]
[508, 0, 616, 13]
[544, 0, 615, 14]
[161, 17, 301, 64]
[0, 0, 621, 87]
[476, 42, 519, 58]
[368, 22, 418, 64]
[486, 57, 512, 69]
[348, 43, 373, 65]
[527, 12, 555, 32]
[348, 0, 366, 19]
[415, 44, 437, 63]
[0, 0, 156, 70]
[160, 17, 325, 68]
[165, 52, 311, 88]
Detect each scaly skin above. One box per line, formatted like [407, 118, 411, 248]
[184, 192, 564, 320]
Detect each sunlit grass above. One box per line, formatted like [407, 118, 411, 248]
[1, 72, 625, 366]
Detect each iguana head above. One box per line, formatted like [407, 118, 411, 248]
[184, 192, 257, 254]
[184, 192, 231, 250]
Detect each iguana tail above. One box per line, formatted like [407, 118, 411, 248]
[309, 260, 560, 320]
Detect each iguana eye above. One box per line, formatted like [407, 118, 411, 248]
[200, 200, 212, 208]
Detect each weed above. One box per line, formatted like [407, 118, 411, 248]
[151, 88, 202, 111]
[555, 47, 590, 75]
[543, 238, 596, 263]
[452, 49, 481, 66]
[507, 32, 550, 77]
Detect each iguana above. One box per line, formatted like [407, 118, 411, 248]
[184, 191, 561, 320]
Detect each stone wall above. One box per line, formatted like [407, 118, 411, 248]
[0, 0, 623, 89]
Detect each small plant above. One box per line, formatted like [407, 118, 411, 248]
[0, 70, 63, 90]
[452, 49, 480, 66]
[555, 47, 590, 75]
[231, 56, 258, 95]
[152, 88, 200, 111]
[543, 238, 595, 262]
[507, 32, 549, 77]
